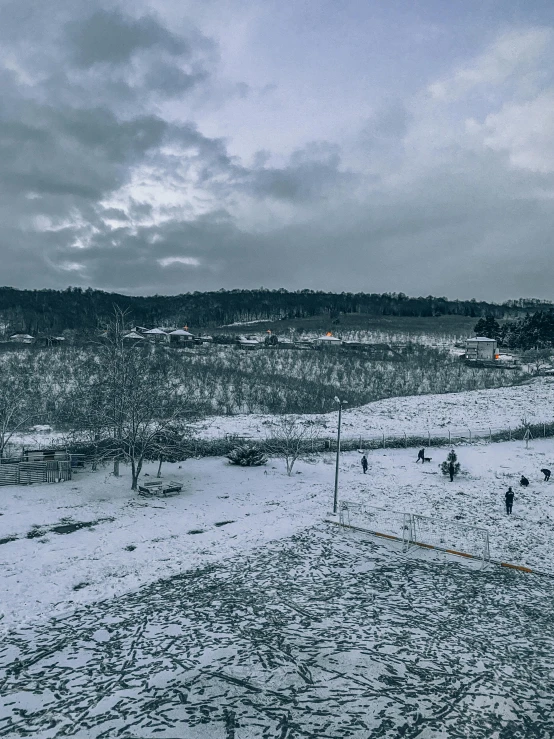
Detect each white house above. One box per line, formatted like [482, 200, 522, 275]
[168, 329, 194, 345]
[465, 337, 498, 361]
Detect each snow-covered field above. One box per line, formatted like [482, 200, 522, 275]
[2, 437, 554, 634]
[1, 526, 552, 738]
[195, 376, 553, 440]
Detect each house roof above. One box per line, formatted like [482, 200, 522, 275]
[315, 335, 341, 342]
[169, 329, 193, 336]
[10, 333, 34, 339]
[238, 337, 260, 344]
[468, 336, 496, 342]
[143, 328, 167, 335]
[123, 331, 145, 340]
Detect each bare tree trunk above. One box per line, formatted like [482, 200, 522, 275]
[157, 458, 163, 478]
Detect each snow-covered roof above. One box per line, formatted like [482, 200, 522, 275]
[468, 336, 496, 342]
[238, 337, 260, 344]
[123, 331, 145, 340]
[169, 329, 193, 336]
[315, 335, 341, 342]
[143, 328, 167, 335]
[10, 333, 34, 339]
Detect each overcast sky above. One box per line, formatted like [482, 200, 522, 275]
[1, 0, 554, 300]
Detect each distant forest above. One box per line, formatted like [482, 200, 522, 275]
[0, 286, 551, 336]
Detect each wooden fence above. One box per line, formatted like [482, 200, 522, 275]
[0, 460, 72, 487]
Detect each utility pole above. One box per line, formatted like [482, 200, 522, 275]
[333, 396, 347, 514]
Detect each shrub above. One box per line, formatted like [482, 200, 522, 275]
[227, 445, 268, 466]
[441, 449, 461, 479]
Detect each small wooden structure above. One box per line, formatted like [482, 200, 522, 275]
[138, 479, 182, 497]
[9, 333, 34, 344]
[0, 453, 72, 487]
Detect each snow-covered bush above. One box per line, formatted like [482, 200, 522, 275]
[227, 445, 267, 466]
[441, 449, 461, 480]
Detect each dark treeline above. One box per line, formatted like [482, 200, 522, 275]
[0, 285, 551, 336]
[476, 311, 554, 350]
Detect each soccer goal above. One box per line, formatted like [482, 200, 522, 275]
[407, 513, 491, 567]
[338, 501, 491, 567]
[338, 501, 412, 549]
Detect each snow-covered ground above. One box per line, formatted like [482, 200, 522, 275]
[1, 526, 552, 738]
[195, 376, 553, 440]
[2, 437, 554, 633]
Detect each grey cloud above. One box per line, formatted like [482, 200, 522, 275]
[66, 9, 188, 68]
[142, 62, 208, 97]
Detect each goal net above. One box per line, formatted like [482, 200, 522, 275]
[408, 514, 490, 565]
[338, 502, 412, 548]
[338, 502, 490, 566]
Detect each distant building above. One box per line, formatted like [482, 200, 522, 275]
[237, 336, 262, 350]
[9, 334, 34, 344]
[123, 331, 145, 341]
[142, 328, 168, 342]
[169, 329, 194, 345]
[465, 337, 498, 361]
[313, 334, 342, 349]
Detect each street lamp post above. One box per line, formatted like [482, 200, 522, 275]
[333, 396, 347, 514]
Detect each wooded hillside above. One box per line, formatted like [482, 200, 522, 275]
[0, 286, 549, 336]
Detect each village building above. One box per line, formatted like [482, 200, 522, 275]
[313, 333, 342, 349]
[169, 329, 194, 345]
[142, 328, 168, 342]
[9, 333, 34, 344]
[237, 335, 262, 350]
[123, 331, 145, 341]
[465, 337, 498, 361]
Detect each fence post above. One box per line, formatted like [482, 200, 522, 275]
[448, 429, 451, 444]
[359, 435, 361, 448]
[382, 433, 385, 449]
[404, 432, 407, 448]
[544, 423, 546, 438]
[509, 426, 512, 441]
[489, 428, 492, 443]
[469, 429, 472, 443]
[427, 431, 431, 446]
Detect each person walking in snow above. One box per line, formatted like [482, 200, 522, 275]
[416, 448, 425, 463]
[448, 459, 455, 482]
[541, 468, 551, 482]
[361, 455, 368, 474]
[520, 475, 529, 487]
[505, 487, 514, 515]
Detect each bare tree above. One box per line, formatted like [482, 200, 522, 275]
[265, 415, 321, 475]
[0, 356, 34, 458]
[76, 308, 198, 490]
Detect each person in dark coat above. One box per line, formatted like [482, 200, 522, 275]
[416, 448, 425, 463]
[448, 460, 455, 482]
[505, 487, 514, 515]
[541, 468, 551, 482]
[361, 455, 368, 474]
[520, 475, 529, 487]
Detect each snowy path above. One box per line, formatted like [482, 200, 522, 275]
[1, 526, 552, 738]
